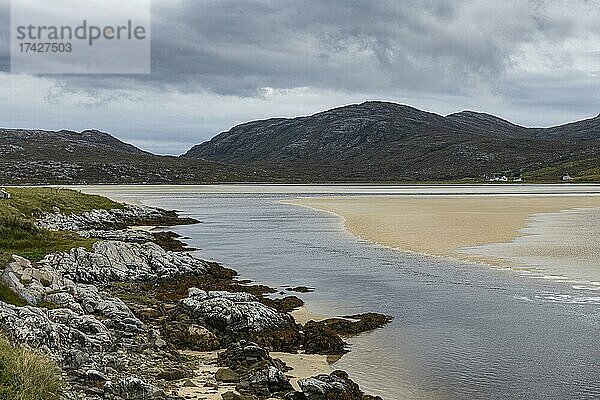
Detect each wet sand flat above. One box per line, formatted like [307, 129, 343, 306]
[287, 196, 600, 265]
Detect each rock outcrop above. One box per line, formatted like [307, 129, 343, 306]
[218, 341, 293, 398]
[299, 371, 383, 400]
[302, 313, 394, 355]
[0, 251, 184, 400]
[3, 255, 143, 330]
[173, 288, 302, 352]
[36, 205, 197, 232]
[104, 377, 165, 399]
[39, 241, 209, 284]
[181, 289, 294, 333]
[0, 203, 392, 400]
[78, 229, 154, 243]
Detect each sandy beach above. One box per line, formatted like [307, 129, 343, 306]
[287, 196, 600, 266]
[178, 347, 333, 398]
[290, 306, 328, 325]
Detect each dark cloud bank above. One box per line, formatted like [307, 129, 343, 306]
[1, 0, 599, 154]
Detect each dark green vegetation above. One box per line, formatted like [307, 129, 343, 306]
[0, 187, 122, 217]
[0, 188, 105, 263]
[524, 157, 600, 182]
[151, 231, 197, 252]
[107, 263, 294, 315]
[0, 336, 63, 400]
[0, 128, 283, 184]
[185, 101, 600, 182]
[0, 217, 94, 263]
[302, 314, 394, 355]
[0, 282, 27, 306]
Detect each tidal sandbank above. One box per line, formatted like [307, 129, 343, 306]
[287, 196, 600, 267]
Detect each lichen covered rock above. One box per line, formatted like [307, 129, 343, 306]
[299, 370, 383, 400]
[39, 241, 209, 284]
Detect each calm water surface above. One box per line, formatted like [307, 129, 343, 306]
[76, 185, 600, 400]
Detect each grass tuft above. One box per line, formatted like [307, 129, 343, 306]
[0, 336, 63, 400]
[0, 217, 95, 262]
[0, 283, 26, 307]
[0, 216, 38, 231]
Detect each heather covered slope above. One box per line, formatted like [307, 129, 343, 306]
[185, 102, 600, 182]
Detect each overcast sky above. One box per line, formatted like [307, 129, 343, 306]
[1, 0, 600, 154]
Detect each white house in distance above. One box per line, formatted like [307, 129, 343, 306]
[486, 174, 524, 182]
[0, 188, 10, 199]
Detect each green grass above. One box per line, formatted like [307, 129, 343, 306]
[0, 187, 123, 218]
[524, 157, 600, 182]
[0, 215, 94, 263]
[0, 336, 63, 400]
[0, 188, 113, 264]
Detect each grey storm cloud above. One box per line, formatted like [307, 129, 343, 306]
[145, 0, 594, 96]
[7, 0, 595, 101]
[0, 0, 9, 71]
[1, 0, 600, 154]
[3, 0, 600, 97]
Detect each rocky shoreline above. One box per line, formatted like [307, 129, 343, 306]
[0, 204, 392, 399]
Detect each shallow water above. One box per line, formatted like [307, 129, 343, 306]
[76, 185, 600, 400]
[462, 207, 600, 284]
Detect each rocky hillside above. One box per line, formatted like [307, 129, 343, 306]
[184, 102, 600, 182]
[0, 128, 281, 184]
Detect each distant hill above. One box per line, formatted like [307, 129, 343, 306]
[4, 102, 600, 185]
[0, 128, 280, 184]
[184, 101, 600, 182]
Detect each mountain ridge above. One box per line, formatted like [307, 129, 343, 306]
[184, 101, 600, 181]
[3, 102, 600, 184]
[0, 128, 283, 184]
